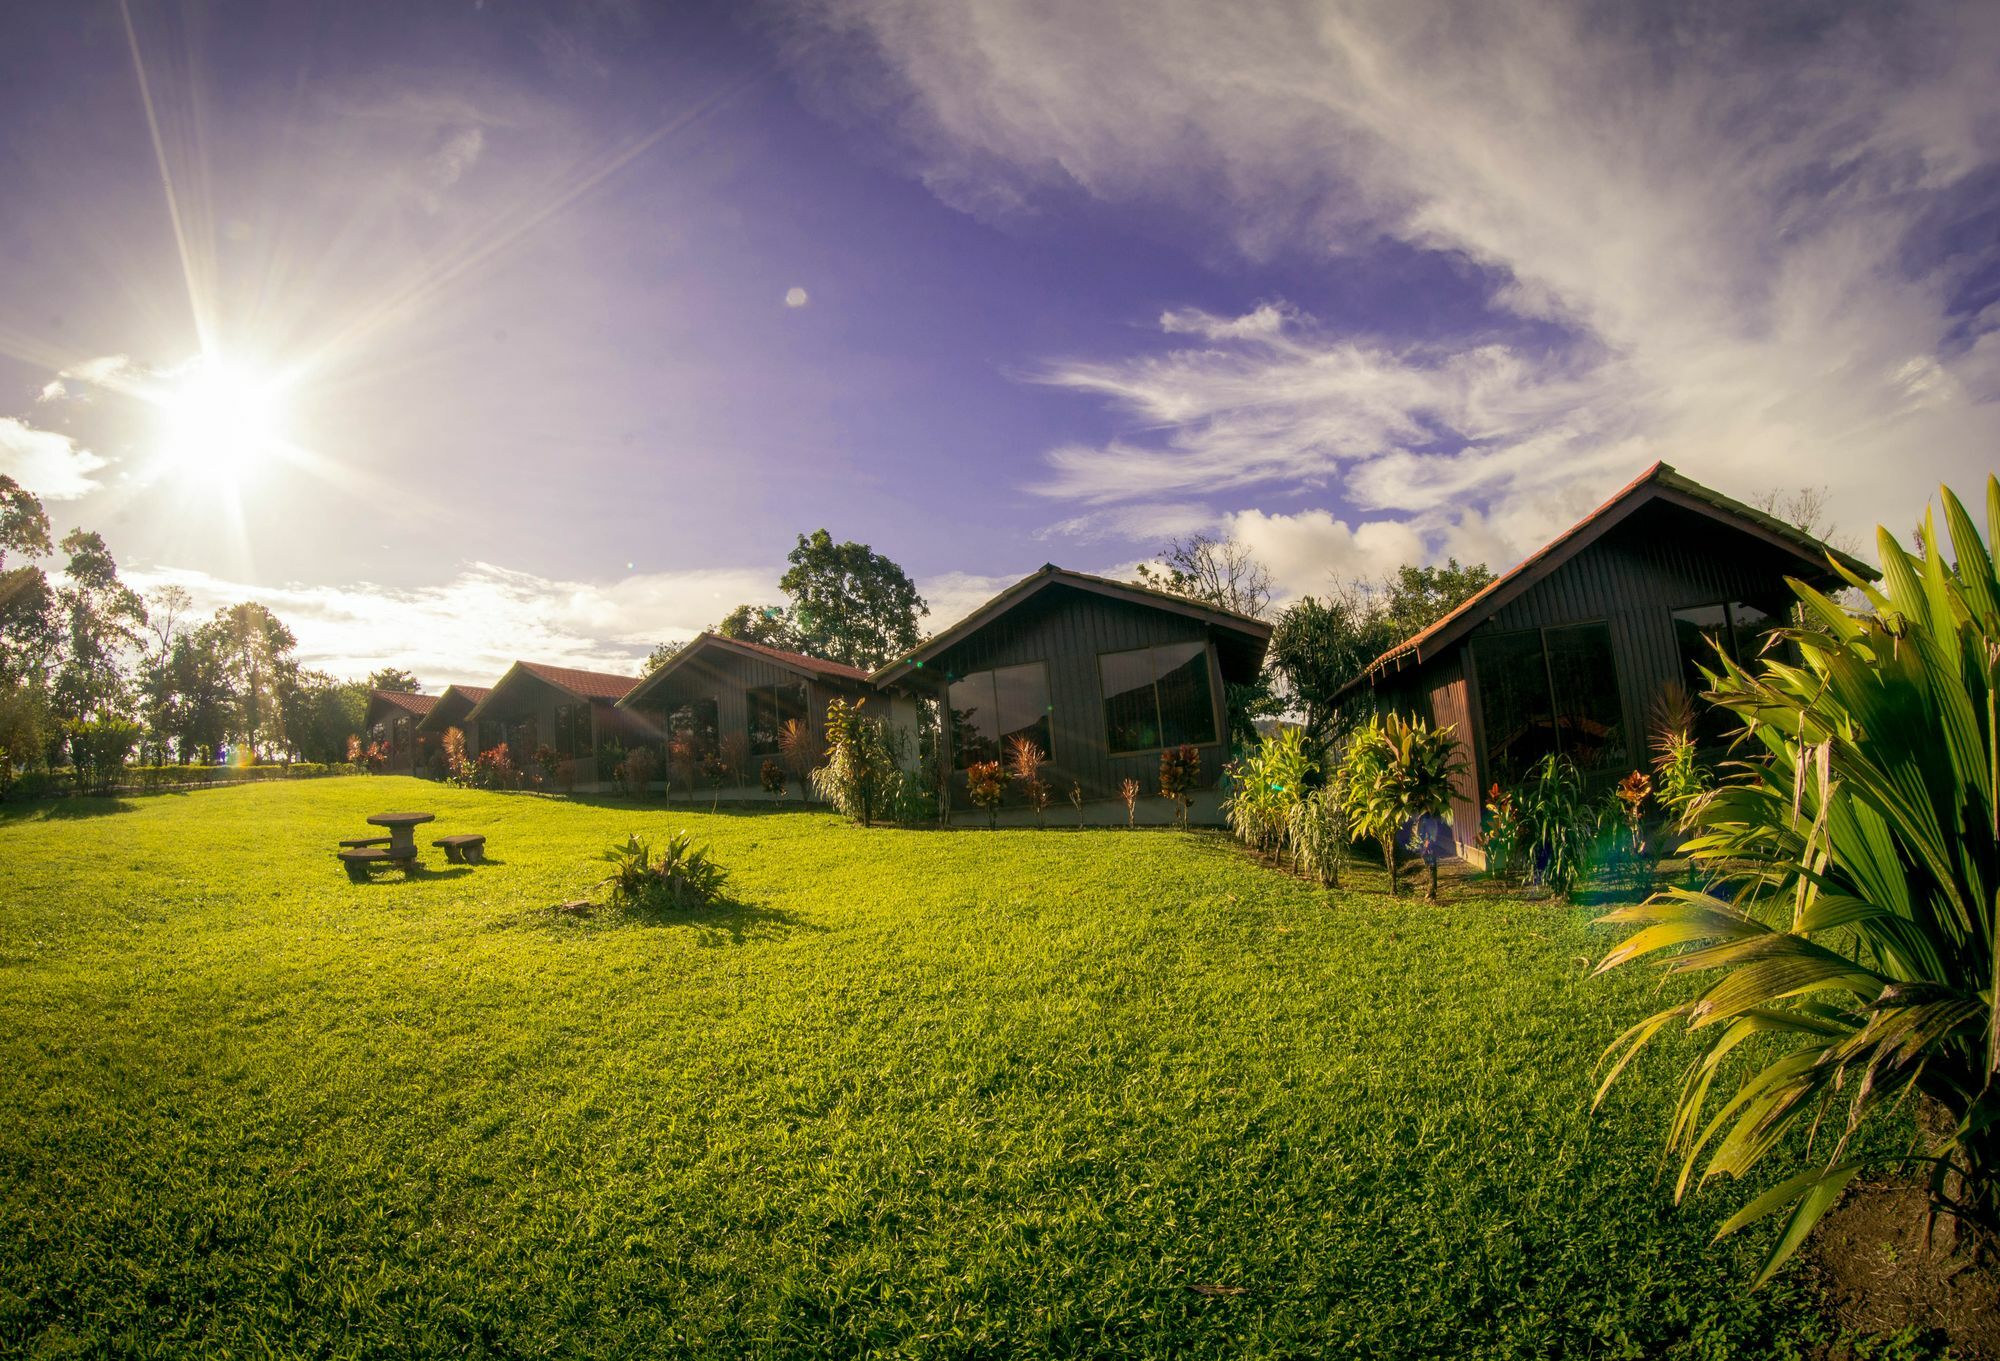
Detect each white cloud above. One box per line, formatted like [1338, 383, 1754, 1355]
[124, 560, 786, 686]
[791, 0, 2000, 566]
[1223, 507, 1426, 601]
[0, 418, 110, 501]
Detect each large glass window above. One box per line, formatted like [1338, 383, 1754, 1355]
[1100, 641, 1216, 754]
[667, 698, 718, 756]
[1473, 623, 1626, 786]
[747, 683, 808, 755]
[552, 702, 593, 758]
[1674, 600, 1788, 746]
[949, 662, 1053, 767]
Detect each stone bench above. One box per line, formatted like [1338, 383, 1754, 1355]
[432, 834, 487, 865]
[338, 845, 417, 882]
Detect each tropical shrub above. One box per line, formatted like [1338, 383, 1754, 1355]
[759, 758, 787, 798]
[700, 751, 728, 809]
[441, 726, 469, 785]
[1603, 769, 1656, 890]
[810, 697, 899, 826]
[594, 740, 626, 784]
[1288, 782, 1348, 888]
[885, 768, 935, 826]
[1479, 784, 1524, 882]
[1158, 744, 1201, 830]
[1070, 781, 1085, 828]
[1224, 727, 1314, 859]
[965, 759, 1006, 829]
[1594, 476, 2000, 1286]
[1008, 736, 1050, 828]
[534, 744, 561, 786]
[1648, 684, 1713, 832]
[617, 746, 656, 797]
[1340, 714, 1466, 900]
[778, 718, 823, 798]
[473, 743, 518, 790]
[719, 733, 750, 791]
[1120, 777, 1140, 829]
[666, 735, 699, 802]
[596, 831, 728, 911]
[1514, 753, 1597, 900]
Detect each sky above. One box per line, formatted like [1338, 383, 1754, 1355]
[1, 0, 1996, 686]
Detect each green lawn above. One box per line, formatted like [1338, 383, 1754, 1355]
[0, 777, 1902, 1357]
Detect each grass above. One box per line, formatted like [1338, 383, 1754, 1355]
[0, 777, 1920, 1357]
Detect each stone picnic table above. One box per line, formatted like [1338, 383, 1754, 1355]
[365, 811, 435, 856]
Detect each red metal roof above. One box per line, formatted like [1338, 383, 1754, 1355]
[441, 684, 491, 703]
[515, 662, 641, 701]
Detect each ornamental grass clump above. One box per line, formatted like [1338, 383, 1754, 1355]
[1287, 782, 1348, 889]
[1515, 753, 1597, 900]
[1594, 475, 2000, 1288]
[1224, 726, 1314, 860]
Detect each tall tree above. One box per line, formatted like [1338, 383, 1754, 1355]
[136, 585, 194, 763]
[280, 669, 368, 764]
[51, 529, 145, 725]
[1377, 560, 1497, 638]
[366, 667, 424, 694]
[0, 478, 57, 689]
[778, 530, 927, 670]
[164, 622, 233, 763]
[210, 603, 297, 754]
[1133, 534, 1274, 618]
[716, 602, 803, 650]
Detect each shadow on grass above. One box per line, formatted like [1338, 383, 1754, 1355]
[521, 893, 818, 946]
[0, 796, 140, 823]
[341, 863, 477, 886]
[556, 793, 835, 819]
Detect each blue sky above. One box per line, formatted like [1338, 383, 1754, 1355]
[2, 0, 1997, 683]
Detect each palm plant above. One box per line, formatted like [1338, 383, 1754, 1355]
[1223, 727, 1314, 859]
[1594, 476, 1999, 1287]
[1340, 714, 1466, 900]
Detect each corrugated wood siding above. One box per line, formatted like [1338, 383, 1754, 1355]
[1469, 498, 1812, 786]
[927, 584, 1232, 801]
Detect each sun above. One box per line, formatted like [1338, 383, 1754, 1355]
[157, 353, 284, 484]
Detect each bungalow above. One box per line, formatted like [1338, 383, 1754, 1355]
[1335, 461, 1876, 865]
[410, 683, 491, 773]
[460, 662, 643, 784]
[613, 632, 904, 798]
[363, 689, 437, 774]
[871, 565, 1273, 825]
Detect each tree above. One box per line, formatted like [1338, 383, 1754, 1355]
[1134, 534, 1273, 618]
[1377, 560, 1497, 639]
[136, 585, 194, 763]
[642, 640, 684, 675]
[210, 603, 297, 754]
[51, 529, 145, 726]
[162, 620, 233, 762]
[280, 670, 368, 764]
[0, 475, 52, 565]
[716, 602, 803, 650]
[779, 530, 927, 671]
[366, 667, 424, 694]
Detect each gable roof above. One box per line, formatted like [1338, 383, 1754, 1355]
[871, 563, 1274, 686]
[366, 689, 436, 722]
[463, 661, 639, 723]
[413, 684, 491, 732]
[1337, 461, 1878, 698]
[618, 633, 870, 709]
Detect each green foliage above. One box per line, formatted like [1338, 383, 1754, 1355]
[1287, 783, 1349, 888]
[809, 697, 899, 826]
[779, 530, 928, 671]
[62, 718, 141, 796]
[1514, 753, 1598, 900]
[1131, 533, 1272, 618]
[51, 529, 145, 726]
[1595, 475, 2000, 1288]
[0, 685, 50, 797]
[597, 831, 728, 912]
[1340, 714, 1466, 899]
[1223, 726, 1314, 857]
[366, 668, 424, 694]
[0, 776, 1856, 1355]
[716, 602, 802, 651]
[758, 758, 787, 798]
[0, 473, 53, 564]
[1479, 783, 1524, 882]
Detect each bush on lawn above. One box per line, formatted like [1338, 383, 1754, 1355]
[1224, 726, 1315, 860]
[1514, 753, 1598, 900]
[1340, 714, 1465, 900]
[64, 719, 142, 796]
[1158, 744, 1201, 830]
[597, 831, 728, 911]
[811, 697, 899, 826]
[1594, 474, 2000, 1288]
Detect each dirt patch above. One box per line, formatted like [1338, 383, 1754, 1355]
[1807, 1179, 2000, 1359]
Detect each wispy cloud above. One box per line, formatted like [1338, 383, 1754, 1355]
[793, 0, 2000, 564]
[0, 418, 110, 500]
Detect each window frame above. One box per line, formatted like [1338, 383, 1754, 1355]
[745, 682, 809, 757]
[1096, 640, 1220, 757]
[1470, 619, 1628, 783]
[947, 660, 1056, 768]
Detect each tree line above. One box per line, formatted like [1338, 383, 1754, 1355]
[0, 474, 415, 790]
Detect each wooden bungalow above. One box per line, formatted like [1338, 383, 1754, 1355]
[460, 662, 642, 785]
[363, 689, 437, 774]
[871, 565, 1273, 825]
[614, 633, 901, 799]
[410, 684, 491, 774]
[1334, 462, 1876, 865]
